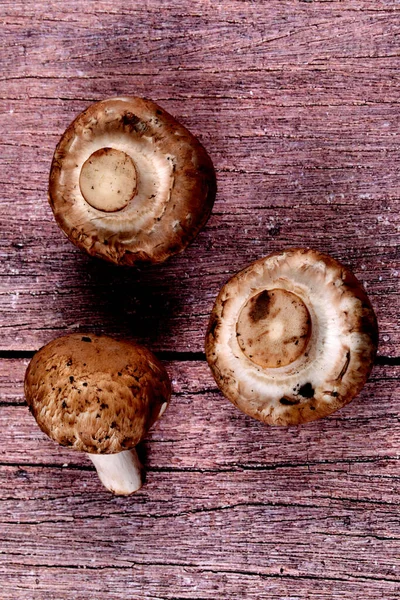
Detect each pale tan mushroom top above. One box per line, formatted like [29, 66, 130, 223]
[24, 334, 171, 453]
[49, 97, 216, 266]
[206, 248, 378, 426]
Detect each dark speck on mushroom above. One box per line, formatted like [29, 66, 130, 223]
[298, 383, 315, 398]
[280, 397, 300, 406]
[208, 315, 219, 338]
[81, 336, 92, 343]
[337, 350, 351, 380]
[121, 112, 143, 132]
[249, 290, 271, 322]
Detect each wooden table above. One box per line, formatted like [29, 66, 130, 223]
[1, 1, 399, 598]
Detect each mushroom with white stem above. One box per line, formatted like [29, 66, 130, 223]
[205, 248, 378, 426]
[49, 96, 216, 266]
[24, 334, 171, 494]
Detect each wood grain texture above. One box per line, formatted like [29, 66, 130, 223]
[0, 1, 399, 355]
[2, 361, 399, 470]
[1, 359, 400, 599]
[2, 566, 400, 600]
[1, 1, 400, 598]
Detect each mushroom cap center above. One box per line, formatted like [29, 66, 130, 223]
[79, 147, 137, 212]
[236, 288, 311, 368]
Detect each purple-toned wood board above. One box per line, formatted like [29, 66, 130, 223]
[0, 1, 399, 598]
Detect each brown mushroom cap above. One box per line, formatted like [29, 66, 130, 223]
[205, 248, 378, 426]
[49, 97, 216, 266]
[24, 334, 171, 453]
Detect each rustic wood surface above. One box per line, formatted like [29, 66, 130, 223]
[1, 1, 399, 599]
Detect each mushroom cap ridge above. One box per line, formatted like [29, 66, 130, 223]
[24, 334, 171, 453]
[205, 248, 379, 426]
[49, 96, 216, 266]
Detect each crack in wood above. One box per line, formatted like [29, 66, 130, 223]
[0, 455, 399, 474]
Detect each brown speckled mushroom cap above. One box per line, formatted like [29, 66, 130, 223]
[24, 334, 171, 453]
[49, 97, 216, 266]
[205, 248, 378, 426]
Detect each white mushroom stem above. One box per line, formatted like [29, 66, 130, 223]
[88, 449, 142, 495]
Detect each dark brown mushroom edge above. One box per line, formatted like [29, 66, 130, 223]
[24, 334, 171, 494]
[205, 248, 378, 426]
[49, 97, 216, 265]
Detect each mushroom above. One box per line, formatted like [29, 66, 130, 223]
[49, 96, 216, 266]
[205, 248, 378, 425]
[24, 334, 171, 494]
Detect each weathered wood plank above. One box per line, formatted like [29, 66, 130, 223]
[0, 358, 29, 405]
[2, 361, 398, 598]
[2, 360, 398, 470]
[1, 461, 400, 564]
[1, 464, 400, 595]
[3, 461, 400, 521]
[2, 565, 400, 600]
[2, 0, 400, 80]
[1, 127, 398, 353]
[1, 0, 399, 355]
[1, 240, 397, 355]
